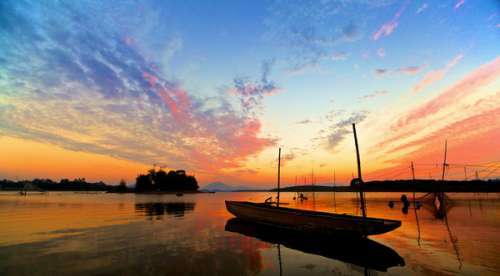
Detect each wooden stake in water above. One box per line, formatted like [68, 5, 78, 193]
[277, 147, 281, 207]
[352, 123, 367, 218]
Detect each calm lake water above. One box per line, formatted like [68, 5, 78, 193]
[0, 191, 499, 275]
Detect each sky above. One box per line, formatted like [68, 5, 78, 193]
[0, 0, 499, 187]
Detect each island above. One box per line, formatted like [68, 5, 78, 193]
[134, 168, 199, 193]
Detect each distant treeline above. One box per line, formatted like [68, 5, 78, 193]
[273, 179, 500, 193]
[357, 179, 500, 192]
[0, 178, 111, 191]
[135, 169, 198, 193]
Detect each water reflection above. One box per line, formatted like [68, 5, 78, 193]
[225, 218, 405, 272]
[135, 202, 196, 218]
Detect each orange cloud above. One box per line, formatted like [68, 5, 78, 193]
[413, 54, 463, 93]
[399, 56, 499, 128]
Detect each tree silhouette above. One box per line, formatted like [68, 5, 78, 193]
[135, 169, 198, 192]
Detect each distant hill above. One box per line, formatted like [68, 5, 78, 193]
[201, 182, 260, 192]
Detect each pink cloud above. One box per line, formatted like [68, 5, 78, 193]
[373, 7, 405, 40]
[398, 56, 500, 128]
[454, 0, 465, 10]
[140, 69, 277, 174]
[367, 108, 500, 180]
[398, 66, 421, 75]
[413, 54, 463, 93]
[389, 107, 500, 155]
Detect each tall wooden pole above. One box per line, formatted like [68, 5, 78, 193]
[411, 161, 416, 199]
[333, 169, 337, 212]
[441, 140, 448, 182]
[352, 123, 367, 218]
[411, 161, 421, 246]
[277, 147, 281, 207]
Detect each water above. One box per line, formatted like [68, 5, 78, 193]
[0, 192, 499, 275]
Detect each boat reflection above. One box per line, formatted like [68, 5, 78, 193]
[135, 202, 196, 218]
[225, 218, 405, 272]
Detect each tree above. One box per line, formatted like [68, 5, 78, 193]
[135, 174, 153, 192]
[116, 179, 128, 193]
[135, 168, 199, 192]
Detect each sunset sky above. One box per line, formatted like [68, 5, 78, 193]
[1, 0, 499, 187]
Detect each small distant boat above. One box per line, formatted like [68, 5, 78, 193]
[226, 201, 401, 236]
[225, 123, 402, 236]
[176, 193, 183, 197]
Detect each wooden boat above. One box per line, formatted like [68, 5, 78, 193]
[225, 123, 402, 236]
[225, 218, 405, 271]
[226, 201, 401, 236]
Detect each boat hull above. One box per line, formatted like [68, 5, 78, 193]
[226, 201, 401, 236]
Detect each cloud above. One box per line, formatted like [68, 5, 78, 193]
[230, 60, 280, 115]
[377, 48, 386, 58]
[321, 111, 368, 151]
[416, 3, 428, 14]
[0, 0, 277, 176]
[397, 66, 421, 75]
[386, 105, 500, 158]
[358, 90, 389, 101]
[368, 59, 500, 178]
[296, 119, 312, 125]
[264, 1, 365, 70]
[373, 6, 405, 40]
[454, 0, 465, 10]
[331, 51, 349, 61]
[397, 56, 500, 128]
[413, 54, 464, 93]
[375, 65, 422, 76]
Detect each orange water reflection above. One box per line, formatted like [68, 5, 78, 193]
[0, 192, 498, 275]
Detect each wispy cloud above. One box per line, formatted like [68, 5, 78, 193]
[331, 51, 349, 61]
[375, 65, 421, 76]
[373, 6, 405, 40]
[0, 1, 277, 176]
[454, 0, 465, 10]
[416, 3, 428, 14]
[230, 60, 280, 115]
[265, 1, 364, 70]
[368, 58, 500, 177]
[320, 111, 368, 151]
[413, 54, 463, 93]
[377, 48, 386, 58]
[397, 66, 421, 75]
[358, 90, 389, 101]
[375, 69, 389, 76]
[398, 56, 500, 128]
[296, 119, 312, 125]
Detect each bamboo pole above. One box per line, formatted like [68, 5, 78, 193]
[352, 123, 367, 218]
[277, 148, 281, 207]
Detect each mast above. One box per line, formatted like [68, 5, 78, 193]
[352, 123, 367, 218]
[277, 147, 281, 207]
